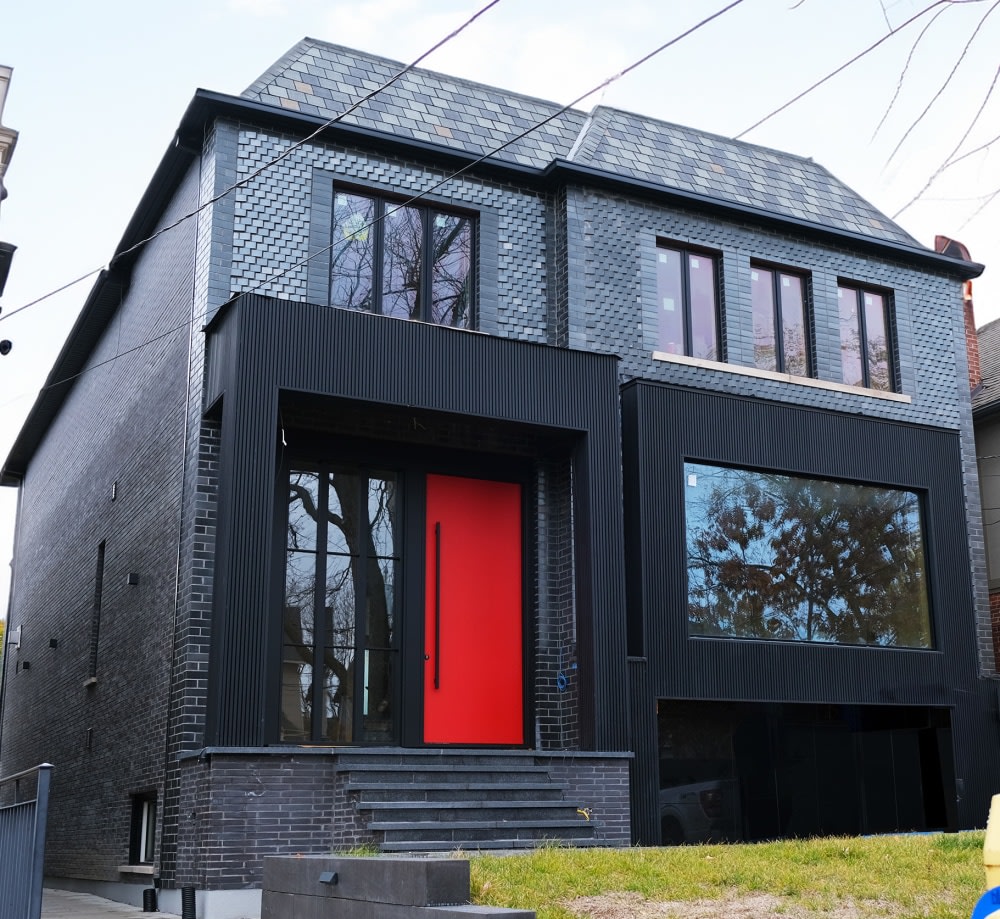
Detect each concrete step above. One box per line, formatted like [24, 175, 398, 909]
[347, 781, 567, 803]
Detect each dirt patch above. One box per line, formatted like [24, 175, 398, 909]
[563, 891, 903, 918]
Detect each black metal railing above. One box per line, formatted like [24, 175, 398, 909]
[0, 763, 53, 919]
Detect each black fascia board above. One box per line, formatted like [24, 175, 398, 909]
[542, 158, 984, 281]
[1, 270, 129, 485]
[0, 86, 983, 484]
[186, 90, 982, 281]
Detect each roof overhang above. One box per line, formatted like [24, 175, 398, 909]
[0, 88, 985, 484]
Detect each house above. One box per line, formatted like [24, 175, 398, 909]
[0, 39, 996, 917]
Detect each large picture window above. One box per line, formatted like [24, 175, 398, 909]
[685, 462, 931, 648]
[329, 190, 474, 328]
[750, 265, 810, 376]
[838, 284, 894, 391]
[655, 244, 720, 361]
[282, 466, 399, 743]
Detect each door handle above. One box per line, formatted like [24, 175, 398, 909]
[434, 521, 441, 690]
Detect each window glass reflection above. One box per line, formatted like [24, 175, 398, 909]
[330, 193, 375, 312]
[750, 268, 777, 371]
[685, 462, 931, 648]
[431, 213, 472, 326]
[688, 255, 718, 361]
[382, 205, 423, 320]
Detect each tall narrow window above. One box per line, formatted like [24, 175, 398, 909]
[750, 266, 810, 376]
[282, 467, 399, 744]
[655, 244, 720, 361]
[329, 190, 474, 328]
[838, 285, 894, 391]
[89, 541, 106, 679]
[129, 794, 157, 864]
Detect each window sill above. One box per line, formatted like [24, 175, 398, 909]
[651, 351, 911, 403]
[117, 865, 154, 876]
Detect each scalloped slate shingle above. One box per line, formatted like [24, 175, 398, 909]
[243, 38, 921, 248]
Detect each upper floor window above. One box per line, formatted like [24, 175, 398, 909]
[750, 266, 810, 376]
[838, 284, 894, 392]
[330, 190, 474, 328]
[656, 244, 720, 361]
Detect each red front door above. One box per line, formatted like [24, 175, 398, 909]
[423, 474, 524, 744]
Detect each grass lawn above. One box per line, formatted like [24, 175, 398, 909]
[468, 832, 986, 918]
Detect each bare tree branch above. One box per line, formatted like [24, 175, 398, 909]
[736, 0, 991, 140]
[871, 6, 950, 141]
[884, 0, 1000, 166]
[894, 59, 1000, 217]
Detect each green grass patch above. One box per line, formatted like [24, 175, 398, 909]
[469, 833, 987, 919]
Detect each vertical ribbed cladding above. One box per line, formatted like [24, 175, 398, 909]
[624, 379, 1000, 830]
[207, 294, 628, 750]
[627, 657, 658, 844]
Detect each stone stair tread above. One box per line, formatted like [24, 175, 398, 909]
[370, 818, 595, 830]
[347, 781, 565, 791]
[380, 838, 607, 852]
[359, 800, 579, 810]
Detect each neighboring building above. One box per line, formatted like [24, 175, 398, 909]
[974, 304, 1000, 666]
[0, 65, 17, 296]
[0, 40, 995, 917]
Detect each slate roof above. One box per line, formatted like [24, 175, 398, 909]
[243, 38, 921, 248]
[974, 317, 1000, 413]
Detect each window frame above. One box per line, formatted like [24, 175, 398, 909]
[749, 263, 812, 377]
[683, 459, 934, 650]
[837, 282, 896, 392]
[128, 794, 157, 865]
[654, 241, 722, 362]
[327, 185, 477, 328]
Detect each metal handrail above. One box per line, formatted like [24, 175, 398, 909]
[0, 762, 53, 919]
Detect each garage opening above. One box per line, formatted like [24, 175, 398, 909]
[656, 700, 955, 844]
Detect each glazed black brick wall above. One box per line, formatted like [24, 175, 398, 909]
[534, 459, 579, 750]
[176, 753, 338, 890]
[545, 755, 631, 844]
[561, 185, 990, 674]
[227, 123, 550, 344]
[0, 162, 201, 879]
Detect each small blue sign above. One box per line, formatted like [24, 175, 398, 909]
[971, 887, 1000, 919]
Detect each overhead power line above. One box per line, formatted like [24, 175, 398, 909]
[12, 0, 749, 406]
[0, 0, 505, 326]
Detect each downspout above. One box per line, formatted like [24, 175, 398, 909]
[0, 478, 25, 760]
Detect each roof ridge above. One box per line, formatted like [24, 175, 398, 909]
[269, 37, 588, 117]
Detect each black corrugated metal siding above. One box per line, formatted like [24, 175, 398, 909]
[204, 294, 629, 750]
[622, 380, 1000, 830]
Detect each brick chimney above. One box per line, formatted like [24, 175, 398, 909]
[935, 235, 981, 391]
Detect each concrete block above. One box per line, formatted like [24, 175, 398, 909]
[263, 856, 471, 906]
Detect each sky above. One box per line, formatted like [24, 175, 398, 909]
[0, 0, 998, 617]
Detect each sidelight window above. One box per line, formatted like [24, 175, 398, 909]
[329, 190, 474, 327]
[282, 466, 399, 744]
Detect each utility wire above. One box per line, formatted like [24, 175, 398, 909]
[0, 0, 504, 325]
[240, 0, 748, 302]
[735, 0, 991, 140]
[14, 0, 750, 405]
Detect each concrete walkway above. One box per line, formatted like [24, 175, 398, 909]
[41, 888, 181, 919]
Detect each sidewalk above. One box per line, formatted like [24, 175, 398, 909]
[41, 888, 181, 919]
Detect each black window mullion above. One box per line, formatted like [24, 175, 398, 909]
[311, 471, 330, 743]
[353, 474, 370, 740]
[373, 199, 385, 316]
[420, 210, 433, 322]
[855, 289, 871, 388]
[681, 254, 693, 357]
[772, 272, 786, 373]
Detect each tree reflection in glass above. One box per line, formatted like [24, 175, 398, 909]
[282, 467, 398, 743]
[685, 463, 931, 648]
